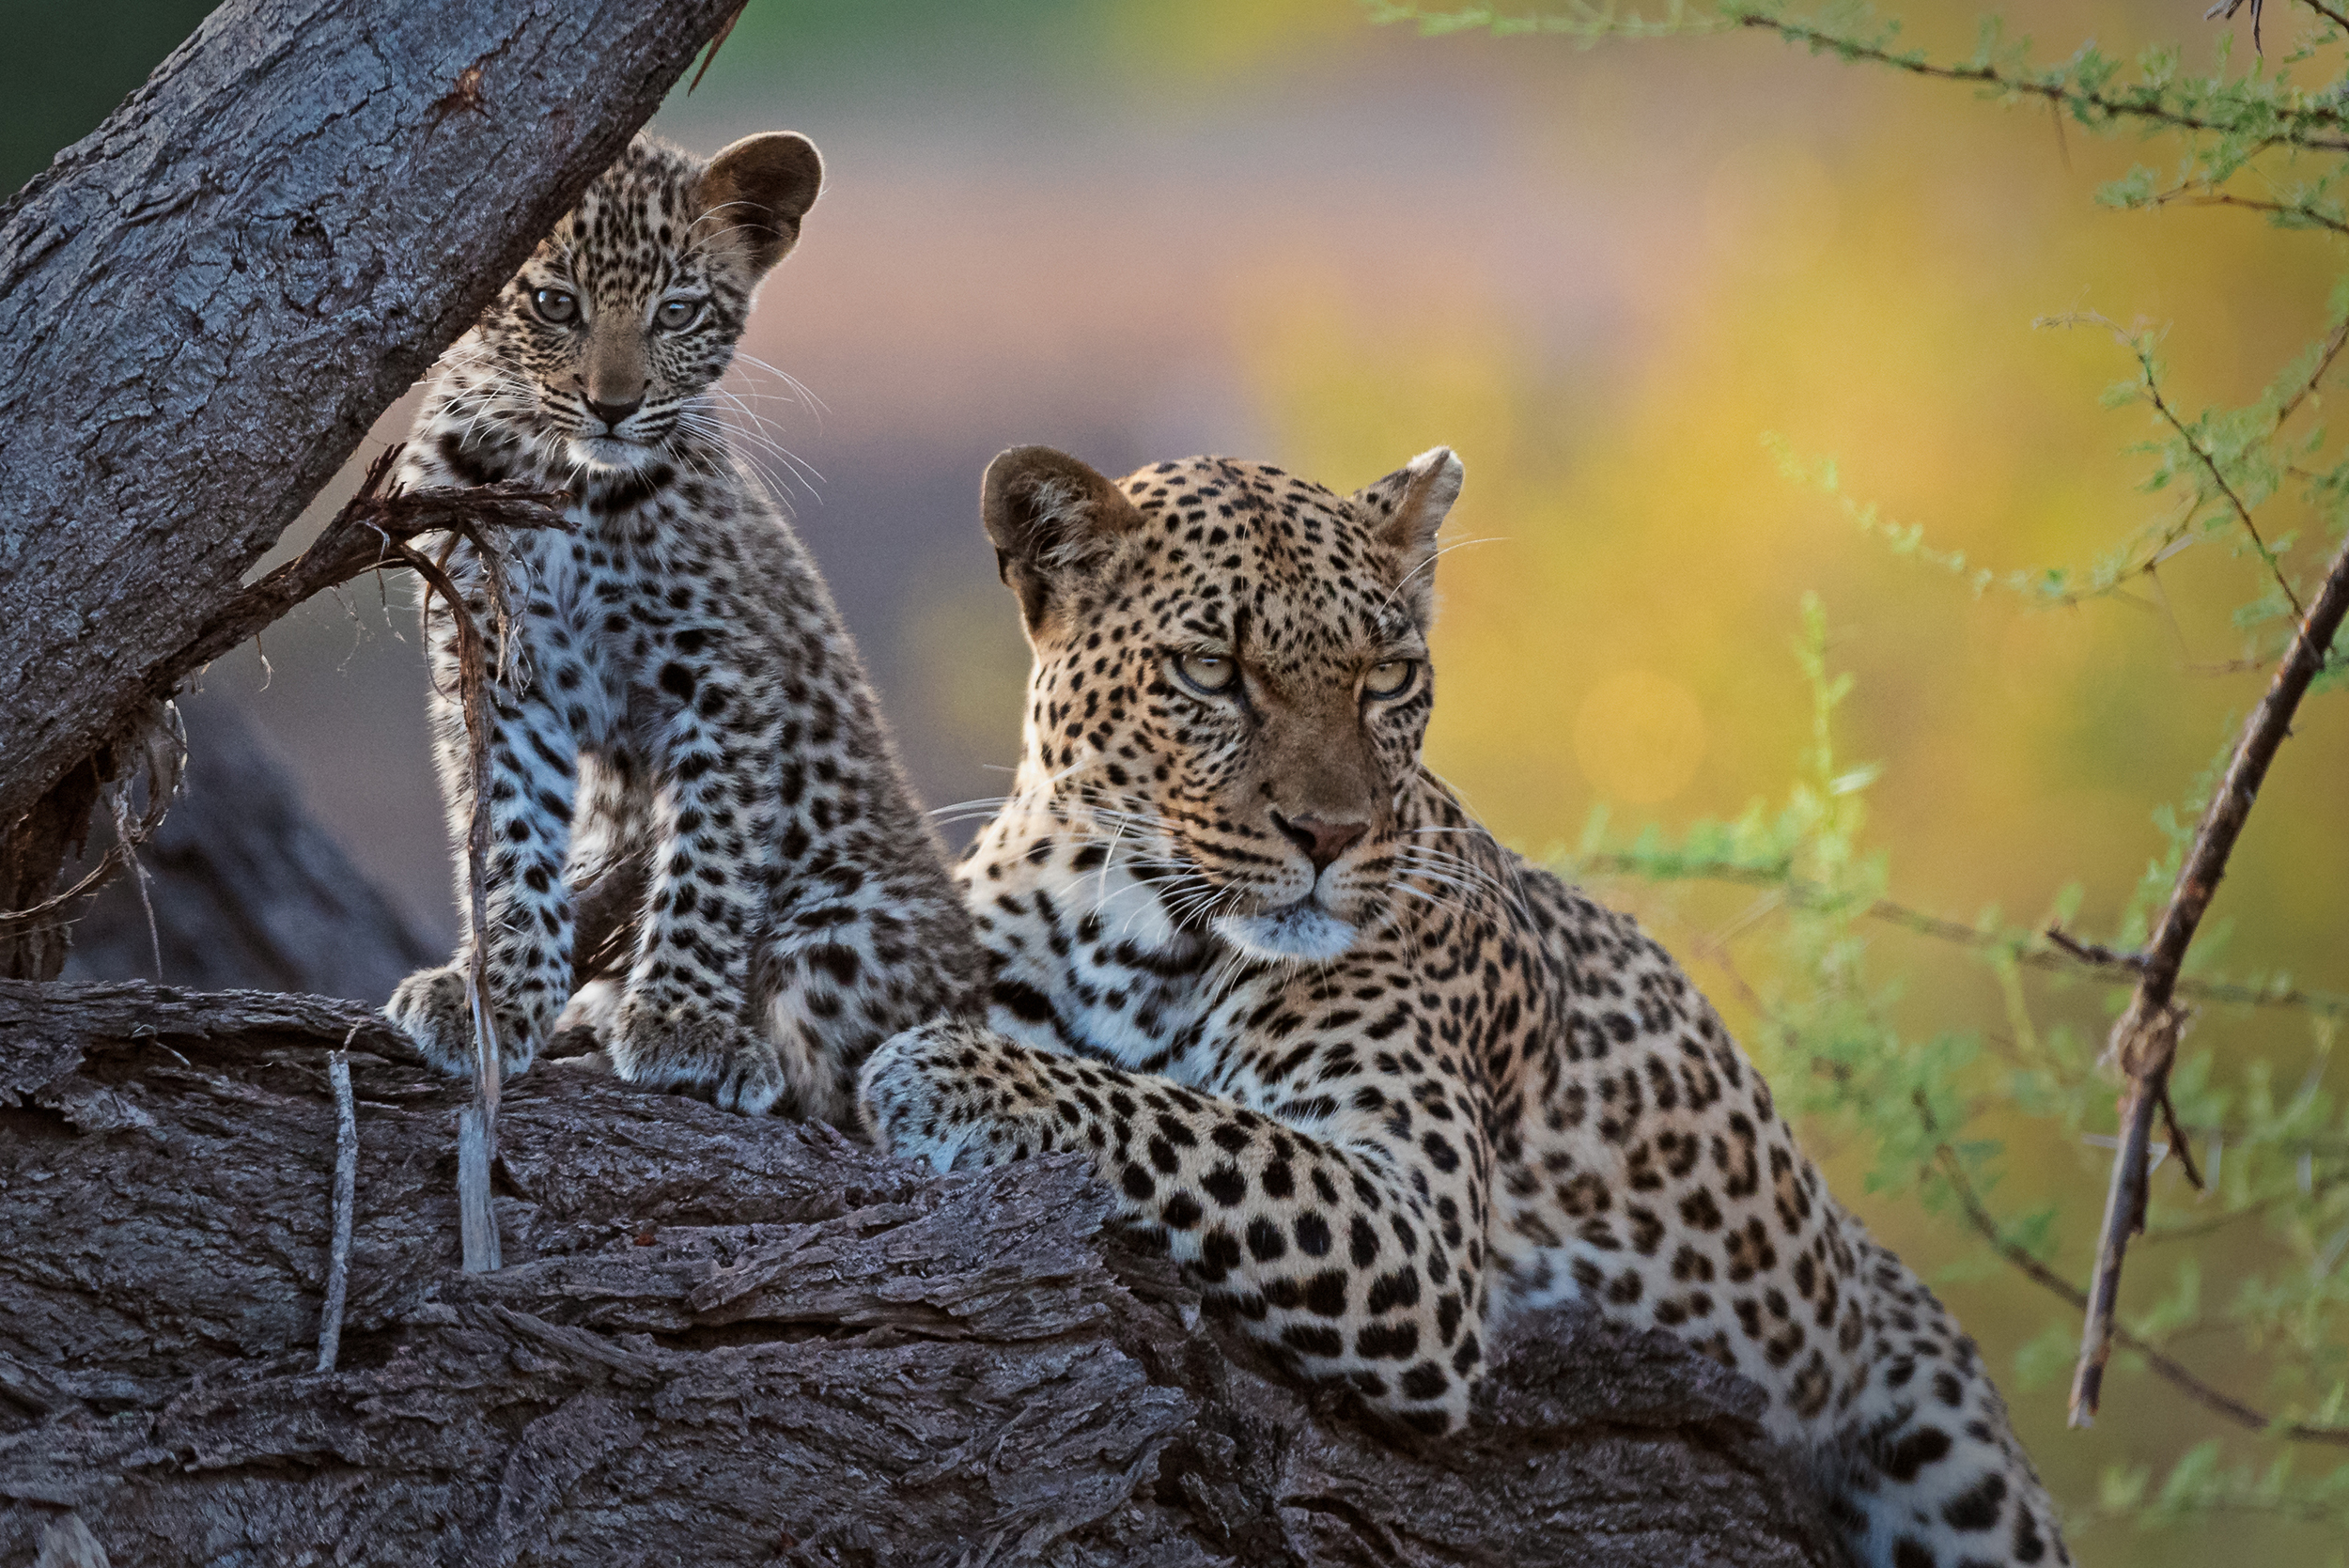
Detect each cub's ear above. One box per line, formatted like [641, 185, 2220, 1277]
[697, 132, 824, 274]
[982, 446, 1143, 639]
[1351, 446, 1463, 627]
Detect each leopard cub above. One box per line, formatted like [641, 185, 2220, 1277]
[387, 133, 982, 1117]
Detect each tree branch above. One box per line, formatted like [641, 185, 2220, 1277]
[0, 0, 742, 840]
[2069, 524, 2349, 1425]
[1568, 853, 2349, 1017]
[1729, 10, 2349, 149]
[2147, 184, 2349, 237]
[0, 981, 1854, 1565]
[1934, 1148, 2349, 1445]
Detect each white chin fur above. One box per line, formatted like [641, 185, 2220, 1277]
[568, 435, 652, 472]
[1213, 902, 1359, 963]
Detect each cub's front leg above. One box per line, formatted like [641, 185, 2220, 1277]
[605, 629, 788, 1112]
[862, 1020, 1493, 1435]
[388, 585, 580, 1078]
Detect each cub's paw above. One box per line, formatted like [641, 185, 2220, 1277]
[547, 978, 622, 1062]
[857, 1023, 1000, 1172]
[386, 965, 537, 1078]
[608, 997, 786, 1115]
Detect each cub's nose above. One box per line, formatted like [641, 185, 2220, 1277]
[586, 396, 643, 430]
[1270, 811, 1369, 872]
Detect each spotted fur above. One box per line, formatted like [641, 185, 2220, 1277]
[386, 134, 983, 1117]
[860, 445, 2067, 1567]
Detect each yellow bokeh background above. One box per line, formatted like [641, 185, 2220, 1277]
[1102, 6, 2349, 1562]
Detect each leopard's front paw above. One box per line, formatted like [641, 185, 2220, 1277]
[608, 996, 785, 1115]
[548, 978, 622, 1061]
[387, 965, 537, 1079]
[858, 1023, 997, 1172]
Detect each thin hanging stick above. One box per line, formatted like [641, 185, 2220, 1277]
[390, 536, 513, 1274]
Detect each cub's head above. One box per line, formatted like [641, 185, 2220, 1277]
[984, 446, 1463, 963]
[451, 132, 821, 474]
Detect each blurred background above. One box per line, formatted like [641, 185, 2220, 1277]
[8, 2, 2346, 1560]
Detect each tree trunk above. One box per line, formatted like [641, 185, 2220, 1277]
[0, 982, 1852, 1568]
[0, 0, 740, 860]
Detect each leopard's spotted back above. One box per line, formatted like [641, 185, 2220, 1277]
[861, 447, 2067, 1568]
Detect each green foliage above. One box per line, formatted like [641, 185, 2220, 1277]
[1561, 608, 2349, 1528]
[1381, 0, 2349, 1537]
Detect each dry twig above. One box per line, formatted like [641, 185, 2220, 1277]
[0, 706, 183, 937]
[170, 445, 566, 681]
[316, 1039, 358, 1373]
[687, 1, 748, 94]
[2069, 525, 2349, 1425]
[1936, 1148, 2349, 1445]
[385, 533, 516, 1274]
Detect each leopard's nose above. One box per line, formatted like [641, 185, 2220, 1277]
[1270, 811, 1369, 872]
[586, 396, 642, 430]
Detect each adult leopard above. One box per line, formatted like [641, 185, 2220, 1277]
[386, 133, 982, 1118]
[861, 445, 2066, 1568]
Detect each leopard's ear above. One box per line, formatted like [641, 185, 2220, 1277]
[982, 446, 1144, 639]
[1351, 446, 1463, 628]
[697, 132, 823, 274]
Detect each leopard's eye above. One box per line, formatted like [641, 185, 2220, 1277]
[1363, 660, 1417, 700]
[656, 297, 703, 331]
[1172, 652, 1238, 696]
[531, 287, 579, 325]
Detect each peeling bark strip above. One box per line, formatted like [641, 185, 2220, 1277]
[0, 0, 744, 836]
[0, 980, 1852, 1567]
[61, 692, 437, 1001]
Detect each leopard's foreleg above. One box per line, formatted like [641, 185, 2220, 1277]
[388, 576, 580, 1077]
[862, 1018, 1493, 1435]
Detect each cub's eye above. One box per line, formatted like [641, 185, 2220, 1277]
[656, 298, 703, 331]
[1363, 660, 1417, 700]
[531, 287, 579, 325]
[1171, 652, 1238, 696]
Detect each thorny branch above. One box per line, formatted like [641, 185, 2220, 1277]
[2136, 343, 2308, 623]
[2279, 313, 2349, 427]
[2306, 1, 2349, 42]
[2147, 184, 2349, 237]
[2041, 312, 2310, 622]
[1934, 1148, 2349, 1445]
[1569, 853, 2349, 1018]
[1732, 8, 2349, 148]
[2070, 524, 2349, 1427]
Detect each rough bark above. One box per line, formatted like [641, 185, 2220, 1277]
[0, 760, 109, 986]
[0, 982, 1852, 1568]
[0, 0, 741, 838]
[61, 693, 437, 1003]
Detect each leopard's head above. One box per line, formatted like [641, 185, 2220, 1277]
[984, 445, 1463, 963]
[449, 133, 821, 474]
